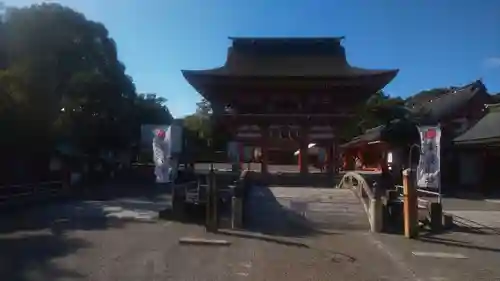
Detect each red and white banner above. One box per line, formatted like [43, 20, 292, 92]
[416, 126, 441, 189]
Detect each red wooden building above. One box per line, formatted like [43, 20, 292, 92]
[182, 37, 398, 175]
[341, 80, 495, 188]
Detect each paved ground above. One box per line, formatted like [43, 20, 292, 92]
[3, 176, 500, 281]
[0, 182, 420, 281]
[441, 197, 500, 230]
[374, 228, 500, 281]
[366, 196, 500, 281]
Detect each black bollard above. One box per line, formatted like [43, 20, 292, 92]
[171, 183, 185, 221]
[429, 202, 443, 232]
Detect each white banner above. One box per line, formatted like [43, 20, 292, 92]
[416, 126, 441, 189]
[152, 129, 171, 183]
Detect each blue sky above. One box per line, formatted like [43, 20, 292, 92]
[5, 0, 500, 117]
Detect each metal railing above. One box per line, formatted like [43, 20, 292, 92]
[339, 172, 383, 232]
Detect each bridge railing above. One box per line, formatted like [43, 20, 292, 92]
[339, 172, 383, 232]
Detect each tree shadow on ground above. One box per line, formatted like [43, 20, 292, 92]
[0, 185, 139, 237]
[0, 182, 173, 281]
[0, 182, 170, 234]
[0, 233, 89, 281]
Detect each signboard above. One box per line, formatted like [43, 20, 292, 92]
[416, 126, 441, 189]
[167, 121, 183, 155]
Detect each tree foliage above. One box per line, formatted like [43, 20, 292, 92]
[183, 98, 214, 147]
[339, 91, 406, 142]
[0, 3, 171, 181]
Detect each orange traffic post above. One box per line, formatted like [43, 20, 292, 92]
[402, 169, 418, 239]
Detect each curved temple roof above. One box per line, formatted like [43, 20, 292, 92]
[182, 36, 398, 92]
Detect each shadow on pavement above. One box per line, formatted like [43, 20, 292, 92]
[0, 182, 171, 234]
[0, 182, 173, 281]
[0, 233, 89, 281]
[451, 215, 500, 235]
[418, 234, 500, 253]
[243, 185, 323, 238]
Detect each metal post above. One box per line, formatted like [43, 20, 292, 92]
[403, 169, 419, 238]
[437, 174, 442, 204]
[205, 163, 218, 232]
[231, 184, 243, 229]
[369, 198, 383, 232]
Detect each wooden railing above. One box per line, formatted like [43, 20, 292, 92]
[339, 172, 383, 232]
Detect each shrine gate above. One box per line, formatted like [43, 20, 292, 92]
[182, 37, 398, 175]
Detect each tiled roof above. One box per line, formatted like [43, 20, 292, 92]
[340, 126, 385, 148]
[454, 103, 500, 145]
[411, 80, 487, 124]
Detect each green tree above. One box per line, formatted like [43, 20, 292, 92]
[135, 93, 173, 125]
[339, 91, 406, 142]
[0, 3, 141, 154]
[183, 99, 213, 145]
[183, 98, 231, 151]
[0, 3, 174, 182]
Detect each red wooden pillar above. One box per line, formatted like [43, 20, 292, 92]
[260, 125, 269, 174]
[298, 150, 302, 171]
[357, 148, 365, 170]
[326, 142, 335, 174]
[299, 125, 309, 175]
[379, 144, 389, 172]
[333, 139, 339, 173]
